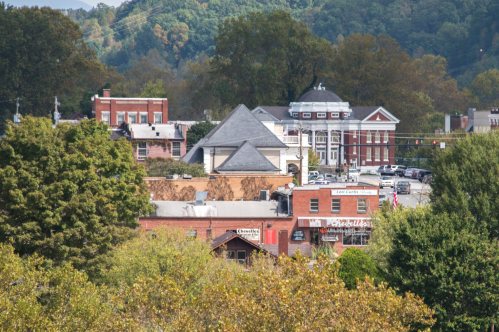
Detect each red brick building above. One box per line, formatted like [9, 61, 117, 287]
[139, 182, 379, 257]
[92, 89, 187, 162]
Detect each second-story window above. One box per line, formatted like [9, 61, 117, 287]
[353, 130, 357, 137]
[367, 131, 372, 143]
[117, 114, 125, 125]
[303, 113, 311, 118]
[129, 114, 137, 124]
[172, 141, 181, 158]
[140, 114, 148, 123]
[375, 131, 380, 143]
[331, 132, 339, 143]
[316, 132, 326, 143]
[293, 113, 298, 118]
[310, 198, 319, 212]
[384, 131, 389, 143]
[358, 199, 367, 213]
[154, 114, 162, 123]
[317, 113, 326, 118]
[331, 199, 340, 212]
[102, 113, 110, 125]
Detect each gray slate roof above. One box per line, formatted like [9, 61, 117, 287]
[351, 106, 381, 120]
[203, 104, 287, 148]
[182, 137, 207, 164]
[215, 141, 280, 172]
[253, 113, 276, 122]
[297, 89, 343, 102]
[109, 129, 127, 141]
[255, 106, 293, 120]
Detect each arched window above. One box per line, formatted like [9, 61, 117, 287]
[384, 131, 389, 143]
[317, 132, 326, 143]
[366, 131, 372, 143]
[331, 132, 339, 143]
[375, 131, 380, 143]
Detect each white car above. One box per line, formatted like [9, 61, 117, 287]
[379, 176, 394, 188]
[404, 168, 418, 178]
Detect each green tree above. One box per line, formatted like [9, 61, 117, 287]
[337, 247, 384, 290]
[139, 79, 168, 98]
[469, 69, 499, 108]
[211, 10, 334, 108]
[308, 148, 321, 171]
[186, 121, 216, 151]
[430, 132, 499, 236]
[0, 117, 153, 276]
[386, 207, 499, 331]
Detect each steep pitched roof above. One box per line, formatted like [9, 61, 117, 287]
[210, 231, 277, 258]
[253, 113, 276, 122]
[182, 137, 207, 164]
[203, 104, 287, 147]
[254, 106, 293, 120]
[215, 141, 280, 172]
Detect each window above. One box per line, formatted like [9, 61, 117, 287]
[343, 231, 371, 246]
[293, 113, 298, 118]
[375, 147, 380, 161]
[353, 130, 357, 138]
[140, 114, 148, 123]
[154, 114, 162, 123]
[129, 114, 137, 124]
[384, 148, 389, 161]
[308, 132, 312, 144]
[102, 113, 110, 125]
[353, 145, 356, 154]
[237, 250, 246, 265]
[366, 148, 372, 161]
[316, 132, 326, 143]
[331, 132, 339, 143]
[317, 113, 326, 118]
[331, 199, 340, 212]
[375, 131, 380, 143]
[186, 230, 197, 238]
[138, 142, 147, 160]
[331, 148, 338, 160]
[172, 141, 181, 158]
[303, 113, 311, 118]
[117, 114, 125, 125]
[226, 250, 235, 262]
[384, 131, 389, 143]
[358, 199, 367, 213]
[310, 231, 320, 245]
[331, 112, 339, 117]
[366, 131, 372, 143]
[310, 198, 319, 212]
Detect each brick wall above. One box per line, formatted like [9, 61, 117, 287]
[358, 130, 395, 167]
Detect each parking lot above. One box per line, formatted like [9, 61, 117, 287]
[360, 175, 431, 208]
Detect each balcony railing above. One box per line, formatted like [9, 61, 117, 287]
[282, 135, 299, 144]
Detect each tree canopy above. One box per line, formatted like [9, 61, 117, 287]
[0, 117, 153, 275]
[186, 121, 216, 151]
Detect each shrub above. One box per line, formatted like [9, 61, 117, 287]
[145, 157, 207, 177]
[311, 242, 337, 259]
[337, 247, 384, 290]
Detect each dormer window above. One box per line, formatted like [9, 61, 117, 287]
[303, 113, 311, 118]
[317, 113, 326, 118]
[293, 113, 298, 118]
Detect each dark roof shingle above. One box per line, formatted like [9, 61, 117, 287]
[296, 89, 342, 102]
[215, 141, 280, 172]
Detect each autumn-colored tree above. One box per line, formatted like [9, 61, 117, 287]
[469, 69, 499, 108]
[308, 148, 321, 171]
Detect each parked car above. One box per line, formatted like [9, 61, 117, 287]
[404, 168, 419, 178]
[417, 170, 432, 182]
[379, 194, 388, 207]
[380, 165, 392, 175]
[394, 166, 407, 177]
[377, 165, 387, 174]
[396, 181, 411, 194]
[324, 173, 335, 180]
[411, 170, 421, 179]
[422, 174, 432, 184]
[385, 165, 404, 175]
[379, 176, 394, 188]
[309, 171, 319, 177]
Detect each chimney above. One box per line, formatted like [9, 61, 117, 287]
[103, 89, 110, 98]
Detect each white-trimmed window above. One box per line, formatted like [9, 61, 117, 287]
[331, 112, 339, 117]
[331, 132, 339, 143]
[186, 230, 197, 238]
[366, 148, 372, 161]
[293, 113, 298, 118]
[353, 130, 357, 138]
[353, 145, 357, 154]
[375, 147, 380, 161]
[317, 113, 326, 118]
[343, 231, 370, 246]
[310, 198, 319, 212]
[138, 142, 147, 160]
[358, 199, 367, 213]
[226, 250, 235, 262]
[303, 113, 311, 118]
[384, 131, 389, 143]
[102, 113, 110, 125]
[366, 131, 372, 143]
[129, 114, 137, 124]
[117, 114, 125, 125]
[316, 132, 326, 143]
[154, 114, 162, 123]
[375, 131, 380, 143]
[331, 199, 340, 213]
[308, 132, 312, 144]
[140, 114, 148, 123]
[172, 141, 181, 158]
[384, 148, 389, 161]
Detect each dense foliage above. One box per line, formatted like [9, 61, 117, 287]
[0, 117, 153, 275]
[336, 247, 384, 290]
[145, 157, 208, 177]
[186, 121, 216, 151]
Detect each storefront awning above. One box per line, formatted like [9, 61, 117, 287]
[298, 217, 372, 228]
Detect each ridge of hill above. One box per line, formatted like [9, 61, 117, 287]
[8, 0, 92, 10]
[68, 0, 499, 87]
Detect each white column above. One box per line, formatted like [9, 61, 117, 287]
[326, 127, 331, 166]
[340, 129, 344, 165]
[311, 127, 316, 151]
[203, 147, 211, 174]
[279, 149, 286, 175]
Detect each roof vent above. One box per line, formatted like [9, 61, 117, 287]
[195, 191, 208, 205]
[156, 132, 159, 136]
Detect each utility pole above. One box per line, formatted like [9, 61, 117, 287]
[53, 96, 61, 125]
[298, 122, 303, 186]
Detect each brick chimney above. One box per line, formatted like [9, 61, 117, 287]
[103, 89, 111, 98]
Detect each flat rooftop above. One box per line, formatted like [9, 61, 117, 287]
[294, 182, 377, 191]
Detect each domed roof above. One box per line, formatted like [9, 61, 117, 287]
[296, 89, 342, 103]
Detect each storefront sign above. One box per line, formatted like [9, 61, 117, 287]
[326, 219, 372, 228]
[321, 235, 339, 242]
[291, 230, 305, 241]
[237, 228, 260, 241]
[309, 219, 322, 227]
[331, 189, 377, 196]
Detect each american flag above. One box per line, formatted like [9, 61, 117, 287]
[393, 185, 398, 210]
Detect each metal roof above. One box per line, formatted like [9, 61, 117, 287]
[130, 124, 183, 139]
[153, 200, 279, 218]
[215, 141, 280, 172]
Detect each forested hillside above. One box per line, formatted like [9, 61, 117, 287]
[70, 0, 499, 86]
